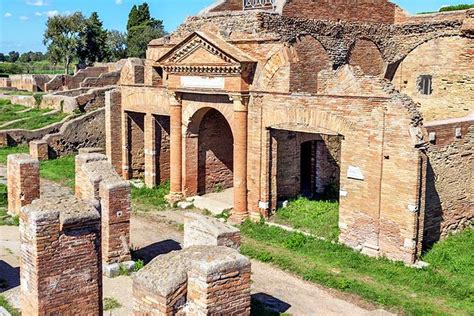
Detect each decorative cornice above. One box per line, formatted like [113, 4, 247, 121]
[162, 65, 242, 75]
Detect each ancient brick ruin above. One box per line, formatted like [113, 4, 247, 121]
[106, 0, 473, 263]
[7, 154, 40, 216]
[20, 197, 103, 315]
[133, 246, 251, 315]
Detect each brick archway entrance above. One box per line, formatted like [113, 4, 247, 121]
[185, 107, 234, 197]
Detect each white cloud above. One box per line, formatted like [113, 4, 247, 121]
[19, 15, 29, 21]
[115, 0, 123, 4]
[46, 10, 59, 17]
[26, 0, 48, 6]
[4, 12, 12, 18]
[34, 12, 43, 16]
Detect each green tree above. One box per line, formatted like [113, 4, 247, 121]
[105, 30, 128, 62]
[43, 12, 86, 74]
[8, 51, 19, 63]
[126, 2, 165, 58]
[77, 12, 108, 66]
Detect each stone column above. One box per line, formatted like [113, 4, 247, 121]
[121, 112, 130, 180]
[144, 113, 157, 188]
[166, 92, 184, 204]
[231, 95, 249, 223]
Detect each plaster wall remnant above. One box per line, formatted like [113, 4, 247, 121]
[133, 246, 251, 315]
[184, 212, 241, 250]
[20, 197, 102, 315]
[7, 154, 40, 216]
[75, 153, 132, 266]
[111, 0, 473, 264]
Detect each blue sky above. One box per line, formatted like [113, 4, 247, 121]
[0, 0, 472, 53]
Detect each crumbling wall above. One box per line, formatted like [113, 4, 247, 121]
[80, 71, 121, 88]
[45, 66, 109, 91]
[42, 108, 105, 158]
[423, 117, 474, 249]
[10, 74, 52, 92]
[20, 197, 102, 315]
[0, 77, 11, 88]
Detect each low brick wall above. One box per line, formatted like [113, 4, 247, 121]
[75, 153, 132, 265]
[20, 197, 102, 315]
[133, 246, 251, 315]
[10, 74, 52, 92]
[0, 77, 11, 88]
[80, 71, 121, 88]
[423, 116, 474, 248]
[184, 212, 241, 250]
[7, 154, 40, 216]
[45, 66, 109, 91]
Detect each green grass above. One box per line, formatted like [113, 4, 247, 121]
[273, 197, 339, 241]
[40, 155, 76, 188]
[0, 145, 29, 165]
[240, 221, 474, 315]
[5, 111, 68, 130]
[418, 3, 474, 14]
[0, 184, 19, 226]
[131, 181, 170, 211]
[103, 297, 122, 311]
[0, 295, 20, 316]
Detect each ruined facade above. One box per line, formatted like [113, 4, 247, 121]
[108, 0, 473, 263]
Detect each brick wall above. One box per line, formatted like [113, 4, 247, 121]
[154, 115, 171, 184]
[348, 39, 385, 76]
[289, 35, 331, 93]
[198, 109, 234, 194]
[281, 0, 398, 23]
[20, 198, 102, 315]
[7, 154, 40, 216]
[423, 118, 473, 249]
[128, 112, 145, 179]
[209, 0, 242, 12]
[393, 36, 473, 121]
[106, 89, 123, 175]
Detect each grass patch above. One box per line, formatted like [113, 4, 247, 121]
[0, 295, 20, 316]
[103, 297, 122, 311]
[40, 155, 75, 188]
[0, 184, 19, 226]
[418, 4, 474, 14]
[5, 111, 68, 130]
[0, 145, 29, 165]
[240, 221, 474, 315]
[273, 197, 339, 241]
[131, 181, 170, 211]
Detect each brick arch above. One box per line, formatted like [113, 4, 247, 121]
[183, 101, 234, 137]
[184, 105, 235, 196]
[256, 46, 290, 91]
[347, 38, 386, 76]
[289, 35, 332, 93]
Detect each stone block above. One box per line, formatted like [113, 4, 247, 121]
[29, 139, 49, 161]
[184, 213, 241, 251]
[78, 147, 105, 155]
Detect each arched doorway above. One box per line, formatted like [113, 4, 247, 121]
[198, 109, 234, 194]
[185, 107, 234, 196]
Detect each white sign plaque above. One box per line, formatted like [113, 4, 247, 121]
[181, 76, 225, 89]
[347, 166, 364, 181]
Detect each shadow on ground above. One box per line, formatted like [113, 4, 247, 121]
[251, 293, 291, 315]
[0, 260, 19, 292]
[132, 239, 182, 263]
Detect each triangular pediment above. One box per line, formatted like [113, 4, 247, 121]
[158, 31, 256, 67]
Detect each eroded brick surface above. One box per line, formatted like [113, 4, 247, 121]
[7, 154, 40, 216]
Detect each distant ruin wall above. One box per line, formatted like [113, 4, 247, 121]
[42, 108, 105, 158]
[423, 117, 474, 249]
[10, 74, 52, 92]
[80, 71, 120, 88]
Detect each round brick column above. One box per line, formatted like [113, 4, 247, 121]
[231, 95, 249, 223]
[166, 93, 184, 204]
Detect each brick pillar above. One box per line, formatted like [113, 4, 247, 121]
[122, 112, 131, 180]
[75, 153, 108, 200]
[144, 113, 157, 187]
[99, 179, 132, 264]
[166, 93, 184, 204]
[20, 198, 102, 315]
[7, 154, 40, 216]
[105, 89, 123, 175]
[29, 140, 49, 161]
[231, 95, 249, 222]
